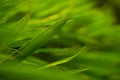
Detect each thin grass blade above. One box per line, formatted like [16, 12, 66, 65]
[37, 47, 86, 70]
[2, 16, 68, 64]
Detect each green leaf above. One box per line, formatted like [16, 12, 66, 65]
[37, 47, 86, 70]
[0, 12, 31, 51]
[64, 67, 93, 75]
[0, 64, 78, 80]
[2, 16, 68, 64]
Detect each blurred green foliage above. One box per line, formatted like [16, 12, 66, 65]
[0, 0, 120, 80]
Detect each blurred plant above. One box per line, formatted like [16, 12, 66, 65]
[0, 0, 120, 80]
